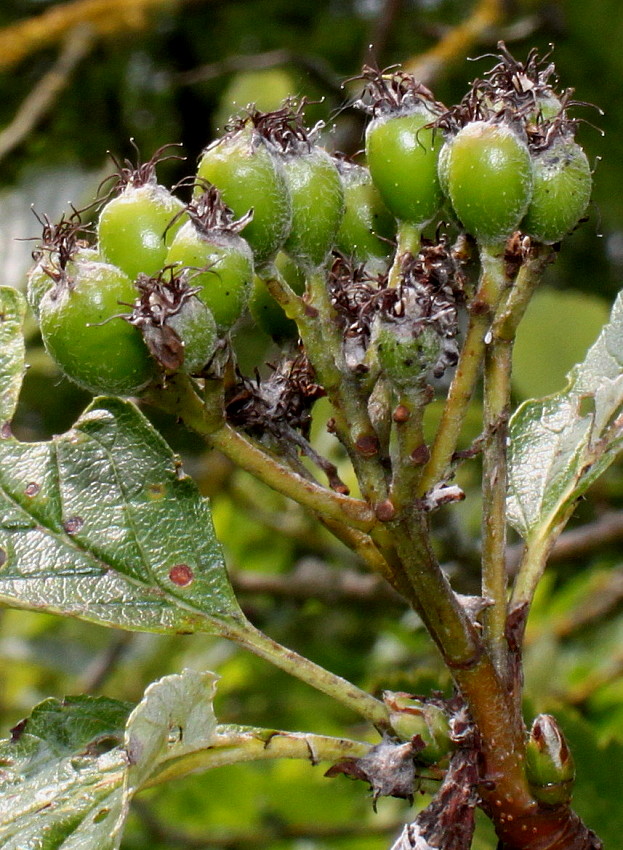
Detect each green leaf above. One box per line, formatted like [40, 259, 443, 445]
[0, 669, 220, 850]
[0, 287, 26, 425]
[507, 290, 623, 542]
[0, 396, 243, 633]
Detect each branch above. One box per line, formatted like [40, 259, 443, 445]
[230, 557, 405, 608]
[0, 0, 191, 70]
[403, 0, 505, 85]
[0, 24, 94, 164]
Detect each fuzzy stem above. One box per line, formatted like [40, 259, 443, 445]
[390, 390, 429, 512]
[219, 617, 392, 732]
[146, 374, 376, 533]
[145, 728, 371, 789]
[302, 269, 390, 505]
[377, 514, 536, 815]
[417, 243, 509, 496]
[387, 220, 421, 288]
[481, 335, 512, 676]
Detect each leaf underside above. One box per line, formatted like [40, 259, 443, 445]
[0, 669, 219, 850]
[508, 289, 623, 543]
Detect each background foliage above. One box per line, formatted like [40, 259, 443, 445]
[1, 0, 623, 847]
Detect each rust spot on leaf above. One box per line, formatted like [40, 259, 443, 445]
[24, 482, 41, 497]
[63, 516, 84, 534]
[0, 422, 12, 440]
[169, 564, 194, 586]
[146, 483, 166, 500]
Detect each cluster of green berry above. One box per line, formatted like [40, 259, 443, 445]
[26, 44, 592, 399]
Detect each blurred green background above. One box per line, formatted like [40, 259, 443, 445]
[2, 1, 623, 847]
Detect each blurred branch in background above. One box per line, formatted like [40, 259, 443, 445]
[0, 25, 94, 164]
[0, 0, 194, 71]
[404, 0, 504, 84]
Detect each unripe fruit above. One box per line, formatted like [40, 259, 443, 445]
[281, 146, 344, 269]
[166, 221, 253, 332]
[373, 319, 442, 390]
[521, 136, 592, 244]
[335, 162, 395, 263]
[441, 121, 533, 245]
[39, 260, 155, 395]
[196, 127, 291, 266]
[98, 183, 186, 280]
[27, 247, 99, 319]
[131, 273, 218, 375]
[249, 251, 305, 341]
[366, 109, 443, 227]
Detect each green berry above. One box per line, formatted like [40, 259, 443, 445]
[521, 136, 592, 244]
[441, 121, 533, 245]
[131, 273, 218, 375]
[335, 162, 395, 263]
[281, 145, 344, 268]
[98, 183, 186, 280]
[166, 220, 253, 332]
[39, 259, 155, 395]
[366, 109, 443, 227]
[196, 127, 291, 265]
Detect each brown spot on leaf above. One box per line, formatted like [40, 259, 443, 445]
[0, 548, 6, 568]
[146, 483, 166, 500]
[0, 422, 12, 440]
[24, 482, 41, 497]
[63, 516, 84, 534]
[169, 564, 194, 587]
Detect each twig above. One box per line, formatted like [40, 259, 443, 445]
[403, 0, 505, 85]
[230, 557, 405, 607]
[77, 631, 134, 693]
[0, 25, 94, 164]
[176, 49, 345, 99]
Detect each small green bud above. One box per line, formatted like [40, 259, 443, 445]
[384, 692, 453, 764]
[526, 714, 575, 806]
[372, 319, 441, 390]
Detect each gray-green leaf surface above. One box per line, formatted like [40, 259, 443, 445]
[0, 669, 219, 850]
[0, 287, 26, 424]
[508, 289, 623, 542]
[0, 396, 243, 631]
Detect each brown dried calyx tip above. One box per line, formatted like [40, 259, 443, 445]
[352, 64, 445, 118]
[375, 499, 396, 522]
[355, 434, 380, 457]
[184, 182, 253, 236]
[102, 140, 185, 193]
